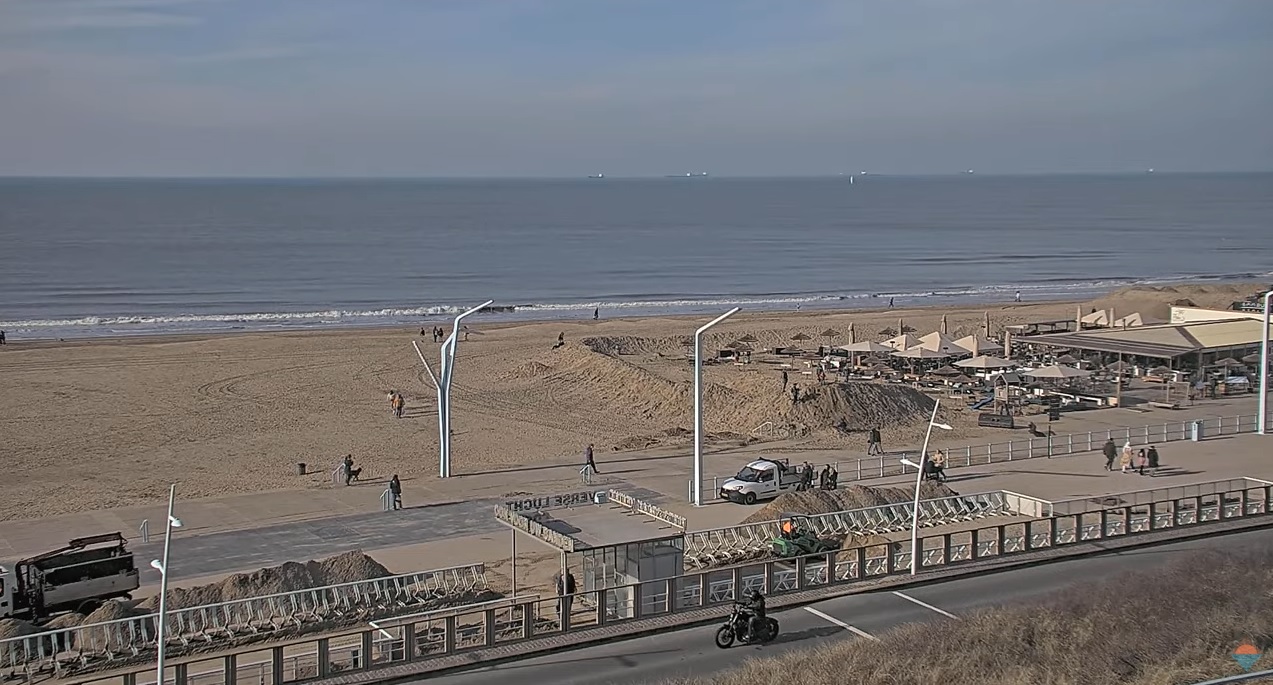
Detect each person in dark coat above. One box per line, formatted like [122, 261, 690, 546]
[1147, 445, 1160, 476]
[388, 475, 402, 510]
[555, 570, 577, 620]
[1102, 439, 1118, 471]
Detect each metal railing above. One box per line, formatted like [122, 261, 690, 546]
[0, 563, 492, 675]
[684, 491, 1012, 569]
[689, 413, 1259, 500]
[50, 480, 1273, 685]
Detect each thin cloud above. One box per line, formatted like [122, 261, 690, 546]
[0, 0, 211, 33]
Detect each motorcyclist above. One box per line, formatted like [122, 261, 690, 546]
[745, 590, 767, 642]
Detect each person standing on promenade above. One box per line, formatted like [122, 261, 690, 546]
[868, 426, 883, 455]
[1102, 438, 1117, 471]
[1119, 442, 1134, 473]
[388, 475, 402, 509]
[584, 443, 600, 475]
[1147, 445, 1160, 476]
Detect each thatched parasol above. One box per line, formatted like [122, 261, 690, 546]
[737, 334, 759, 344]
[1212, 357, 1244, 367]
[1028, 365, 1091, 380]
[1149, 365, 1173, 376]
[1055, 353, 1080, 365]
[1106, 360, 1132, 373]
[820, 328, 841, 342]
[931, 365, 962, 376]
[790, 332, 812, 343]
[1242, 352, 1263, 365]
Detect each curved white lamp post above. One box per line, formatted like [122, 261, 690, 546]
[150, 485, 183, 685]
[1260, 291, 1271, 435]
[693, 307, 741, 507]
[899, 400, 953, 575]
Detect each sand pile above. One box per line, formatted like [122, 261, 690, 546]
[504, 359, 555, 380]
[580, 336, 668, 356]
[136, 551, 392, 613]
[744, 482, 959, 524]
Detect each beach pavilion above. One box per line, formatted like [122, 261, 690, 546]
[1017, 318, 1273, 370]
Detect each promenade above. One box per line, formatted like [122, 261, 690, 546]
[0, 395, 1265, 599]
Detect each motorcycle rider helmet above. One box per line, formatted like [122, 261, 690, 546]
[750, 590, 763, 601]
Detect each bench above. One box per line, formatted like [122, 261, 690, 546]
[977, 413, 1016, 429]
[1149, 401, 1180, 410]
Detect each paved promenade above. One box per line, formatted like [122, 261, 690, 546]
[0, 397, 1265, 597]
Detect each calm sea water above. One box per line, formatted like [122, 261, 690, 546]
[1, 174, 1270, 340]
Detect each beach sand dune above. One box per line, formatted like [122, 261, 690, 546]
[0, 282, 1261, 520]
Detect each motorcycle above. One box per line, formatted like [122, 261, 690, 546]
[714, 601, 780, 648]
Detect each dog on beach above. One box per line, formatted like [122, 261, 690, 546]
[347, 467, 362, 482]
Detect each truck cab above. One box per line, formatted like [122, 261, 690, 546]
[0, 533, 139, 621]
[719, 459, 803, 504]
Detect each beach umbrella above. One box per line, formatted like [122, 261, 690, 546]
[790, 332, 812, 343]
[737, 334, 759, 344]
[838, 340, 892, 354]
[885, 333, 921, 350]
[949, 374, 976, 384]
[820, 328, 841, 343]
[1212, 357, 1244, 368]
[940, 314, 949, 335]
[847, 322, 856, 344]
[983, 311, 992, 335]
[1106, 360, 1132, 373]
[866, 363, 893, 373]
[931, 365, 962, 376]
[1241, 353, 1262, 365]
[954, 334, 1003, 355]
[917, 331, 971, 356]
[1028, 365, 1091, 380]
[956, 355, 1014, 370]
[1055, 353, 1080, 365]
[727, 341, 753, 352]
[892, 346, 948, 359]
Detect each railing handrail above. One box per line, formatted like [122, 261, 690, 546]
[688, 490, 1004, 536]
[691, 412, 1257, 494]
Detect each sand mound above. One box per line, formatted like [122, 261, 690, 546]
[504, 359, 555, 380]
[218, 561, 318, 602]
[42, 612, 86, 630]
[0, 618, 38, 640]
[83, 599, 141, 624]
[137, 551, 391, 613]
[318, 550, 392, 585]
[744, 482, 958, 524]
[580, 336, 666, 356]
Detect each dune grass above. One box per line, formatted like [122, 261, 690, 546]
[664, 546, 1273, 685]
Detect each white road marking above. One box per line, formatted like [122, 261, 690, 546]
[892, 591, 960, 619]
[804, 607, 879, 640]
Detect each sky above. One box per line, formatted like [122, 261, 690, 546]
[1, 0, 1271, 177]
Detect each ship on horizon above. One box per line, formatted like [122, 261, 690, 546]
[665, 171, 709, 178]
[588, 173, 605, 179]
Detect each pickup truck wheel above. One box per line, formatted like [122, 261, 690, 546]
[743, 492, 757, 505]
[77, 599, 103, 615]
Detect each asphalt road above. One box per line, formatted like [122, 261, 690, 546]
[420, 528, 1273, 685]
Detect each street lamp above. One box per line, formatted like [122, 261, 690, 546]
[150, 485, 182, 685]
[693, 307, 741, 506]
[437, 300, 493, 478]
[1260, 290, 1271, 435]
[900, 400, 953, 575]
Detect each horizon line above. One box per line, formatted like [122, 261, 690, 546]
[2, 170, 1271, 182]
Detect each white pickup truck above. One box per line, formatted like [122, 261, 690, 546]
[718, 459, 805, 504]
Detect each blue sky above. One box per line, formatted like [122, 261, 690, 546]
[2, 0, 1271, 176]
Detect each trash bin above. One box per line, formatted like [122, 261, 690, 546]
[1190, 420, 1204, 442]
[297, 462, 307, 475]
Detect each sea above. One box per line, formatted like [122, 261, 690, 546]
[1, 173, 1270, 341]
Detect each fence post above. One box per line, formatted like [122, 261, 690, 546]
[1087, 431, 1093, 451]
[857, 460, 862, 482]
[1027, 438, 1033, 459]
[139, 519, 150, 544]
[987, 443, 993, 464]
[964, 446, 971, 466]
[1008, 441, 1014, 461]
[1067, 434, 1073, 454]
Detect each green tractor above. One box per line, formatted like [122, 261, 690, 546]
[771, 513, 839, 559]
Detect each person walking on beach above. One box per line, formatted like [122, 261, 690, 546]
[868, 427, 883, 455]
[1014, 291, 1022, 302]
[2, 329, 8, 344]
[1102, 438, 1117, 471]
[388, 475, 402, 510]
[593, 308, 599, 320]
[790, 383, 800, 403]
[392, 392, 405, 419]
[584, 443, 599, 475]
[887, 297, 894, 309]
[1119, 442, 1134, 473]
[781, 370, 789, 391]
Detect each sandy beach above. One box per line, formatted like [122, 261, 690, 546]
[0, 281, 1263, 521]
